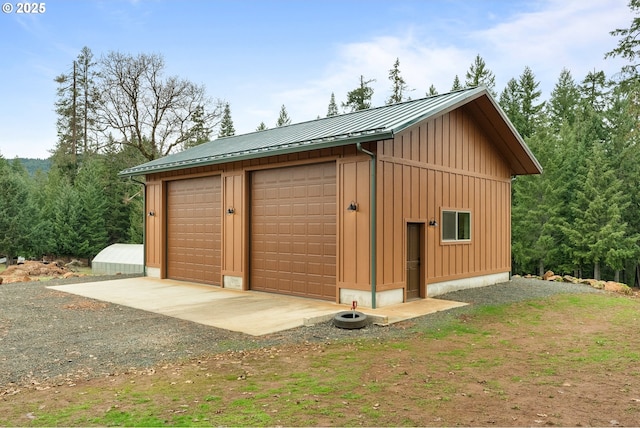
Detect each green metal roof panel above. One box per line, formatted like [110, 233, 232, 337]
[120, 87, 538, 177]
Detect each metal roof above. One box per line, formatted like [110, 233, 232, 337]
[120, 86, 542, 177]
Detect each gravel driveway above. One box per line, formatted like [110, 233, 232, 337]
[0, 275, 600, 390]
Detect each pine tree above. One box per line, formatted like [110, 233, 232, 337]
[451, 75, 462, 91]
[464, 54, 497, 97]
[218, 103, 235, 137]
[256, 122, 268, 131]
[326, 93, 339, 117]
[0, 160, 31, 265]
[185, 104, 212, 148]
[342, 75, 375, 112]
[426, 84, 438, 96]
[276, 105, 291, 127]
[51, 176, 84, 257]
[605, 0, 640, 87]
[53, 46, 98, 180]
[511, 126, 563, 275]
[547, 68, 580, 130]
[386, 58, 408, 104]
[564, 143, 636, 280]
[499, 67, 544, 139]
[76, 157, 109, 262]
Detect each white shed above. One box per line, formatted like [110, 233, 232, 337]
[92, 244, 144, 275]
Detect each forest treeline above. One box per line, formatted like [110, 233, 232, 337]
[1, 1, 638, 282]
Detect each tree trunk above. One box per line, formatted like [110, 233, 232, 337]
[538, 260, 545, 277]
[614, 270, 620, 282]
[594, 261, 601, 280]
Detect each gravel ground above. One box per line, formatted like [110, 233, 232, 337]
[0, 275, 601, 389]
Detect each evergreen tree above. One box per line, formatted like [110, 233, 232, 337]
[342, 75, 375, 112]
[605, 0, 640, 88]
[464, 54, 497, 97]
[218, 103, 235, 137]
[75, 157, 109, 262]
[27, 169, 57, 258]
[511, 124, 563, 275]
[256, 121, 268, 131]
[426, 84, 438, 96]
[276, 104, 291, 127]
[580, 70, 609, 112]
[564, 144, 636, 280]
[386, 58, 408, 104]
[499, 66, 544, 139]
[52, 177, 83, 257]
[451, 75, 463, 91]
[547, 68, 580, 130]
[185, 104, 213, 148]
[53, 46, 99, 180]
[0, 159, 32, 265]
[326, 92, 339, 117]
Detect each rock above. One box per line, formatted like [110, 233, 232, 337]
[604, 281, 632, 295]
[562, 275, 579, 284]
[542, 270, 555, 280]
[548, 275, 562, 281]
[580, 278, 605, 289]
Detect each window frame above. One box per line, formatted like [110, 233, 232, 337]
[440, 209, 472, 243]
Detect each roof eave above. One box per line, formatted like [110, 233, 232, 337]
[118, 131, 393, 178]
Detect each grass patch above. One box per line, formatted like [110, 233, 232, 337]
[2, 292, 639, 426]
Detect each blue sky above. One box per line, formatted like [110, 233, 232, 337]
[0, 0, 631, 159]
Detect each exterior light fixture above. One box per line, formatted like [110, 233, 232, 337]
[428, 218, 438, 227]
[347, 201, 358, 212]
[148, 211, 155, 217]
[227, 207, 235, 215]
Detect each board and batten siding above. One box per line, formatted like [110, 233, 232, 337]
[376, 108, 512, 294]
[145, 181, 162, 269]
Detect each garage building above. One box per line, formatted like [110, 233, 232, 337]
[120, 87, 541, 308]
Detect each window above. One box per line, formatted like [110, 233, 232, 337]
[442, 210, 471, 242]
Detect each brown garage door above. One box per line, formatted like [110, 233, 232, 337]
[251, 163, 336, 300]
[167, 176, 221, 285]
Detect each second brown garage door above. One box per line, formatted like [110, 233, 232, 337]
[251, 163, 336, 300]
[167, 176, 222, 285]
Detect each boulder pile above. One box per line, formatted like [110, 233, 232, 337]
[0, 260, 86, 284]
[515, 270, 634, 295]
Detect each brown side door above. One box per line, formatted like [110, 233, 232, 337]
[406, 223, 423, 300]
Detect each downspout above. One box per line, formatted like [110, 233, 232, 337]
[356, 142, 377, 309]
[130, 177, 147, 277]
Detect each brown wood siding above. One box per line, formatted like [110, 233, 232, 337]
[337, 158, 371, 291]
[250, 162, 337, 300]
[222, 173, 244, 277]
[377, 109, 512, 292]
[166, 176, 222, 285]
[145, 181, 162, 268]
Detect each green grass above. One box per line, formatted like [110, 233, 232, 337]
[2, 292, 639, 426]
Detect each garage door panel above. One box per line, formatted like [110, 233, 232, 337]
[167, 176, 221, 285]
[251, 162, 336, 300]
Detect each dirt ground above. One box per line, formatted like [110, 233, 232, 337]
[2, 282, 639, 426]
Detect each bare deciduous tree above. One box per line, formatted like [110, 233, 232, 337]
[96, 51, 223, 161]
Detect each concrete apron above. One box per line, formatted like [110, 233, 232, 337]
[49, 277, 468, 336]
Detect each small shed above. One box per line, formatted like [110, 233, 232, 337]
[92, 244, 144, 275]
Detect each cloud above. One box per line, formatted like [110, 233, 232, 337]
[254, 0, 631, 133]
[471, 0, 630, 92]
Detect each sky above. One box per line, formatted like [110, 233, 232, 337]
[0, 0, 632, 160]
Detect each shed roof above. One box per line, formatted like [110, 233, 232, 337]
[93, 243, 143, 265]
[120, 86, 542, 177]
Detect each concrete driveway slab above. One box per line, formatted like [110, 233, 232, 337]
[49, 277, 467, 336]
